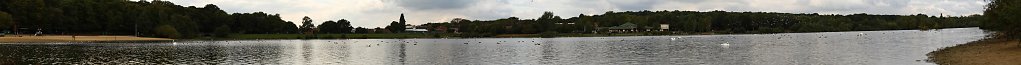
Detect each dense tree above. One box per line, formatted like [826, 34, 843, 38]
[385, 21, 402, 33]
[0, 0, 299, 38]
[317, 19, 353, 34]
[385, 14, 408, 33]
[429, 10, 980, 37]
[354, 27, 369, 34]
[213, 25, 231, 37]
[982, 0, 1021, 39]
[299, 16, 315, 34]
[153, 25, 181, 39]
[980, 0, 1021, 46]
[0, 11, 12, 31]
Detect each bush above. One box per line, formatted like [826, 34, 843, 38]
[540, 31, 559, 38]
[213, 25, 232, 37]
[153, 25, 181, 39]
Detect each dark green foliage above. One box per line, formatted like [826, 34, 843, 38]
[981, 0, 1021, 39]
[354, 27, 369, 34]
[299, 16, 315, 34]
[0, 11, 12, 30]
[153, 25, 180, 39]
[539, 31, 558, 38]
[386, 21, 403, 33]
[213, 25, 231, 37]
[317, 19, 353, 34]
[386, 14, 408, 33]
[0, 0, 298, 38]
[433, 10, 980, 34]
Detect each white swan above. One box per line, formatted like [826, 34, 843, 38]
[720, 42, 731, 46]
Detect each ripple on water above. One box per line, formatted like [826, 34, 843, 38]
[0, 28, 989, 65]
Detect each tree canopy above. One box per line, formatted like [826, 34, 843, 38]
[0, 0, 299, 38]
[425, 10, 980, 37]
[981, 0, 1021, 38]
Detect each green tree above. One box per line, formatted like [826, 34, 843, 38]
[337, 19, 353, 33]
[153, 25, 181, 39]
[982, 0, 1021, 46]
[386, 21, 403, 33]
[299, 16, 315, 34]
[213, 25, 231, 37]
[0, 11, 13, 30]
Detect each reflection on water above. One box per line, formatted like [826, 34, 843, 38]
[0, 28, 987, 65]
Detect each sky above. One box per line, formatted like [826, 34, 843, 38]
[146, 0, 989, 28]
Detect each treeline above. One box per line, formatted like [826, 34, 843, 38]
[980, 0, 1021, 39]
[0, 0, 298, 38]
[423, 10, 981, 36]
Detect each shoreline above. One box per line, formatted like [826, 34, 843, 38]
[216, 27, 976, 40]
[928, 37, 1021, 65]
[0, 35, 175, 43]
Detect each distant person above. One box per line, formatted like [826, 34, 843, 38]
[34, 29, 41, 36]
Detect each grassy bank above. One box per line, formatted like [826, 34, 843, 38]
[928, 37, 1021, 65]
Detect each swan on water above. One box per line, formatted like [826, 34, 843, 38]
[721, 42, 730, 46]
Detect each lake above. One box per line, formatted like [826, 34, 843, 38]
[0, 28, 988, 65]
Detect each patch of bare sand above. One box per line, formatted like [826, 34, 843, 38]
[0, 35, 173, 43]
[928, 38, 1021, 65]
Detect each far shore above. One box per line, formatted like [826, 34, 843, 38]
[928, 37, 1021, 65]
[0, 35, 174, 43]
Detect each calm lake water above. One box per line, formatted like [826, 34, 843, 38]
[0, 28, 988, 65]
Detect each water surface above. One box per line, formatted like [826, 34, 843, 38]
[0, 28, 987, 65]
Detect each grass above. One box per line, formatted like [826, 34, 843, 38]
[928, 37, 1021, 65]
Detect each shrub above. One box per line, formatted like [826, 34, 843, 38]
[153, 25, 181, 39]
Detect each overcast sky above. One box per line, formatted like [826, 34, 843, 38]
[150, 0, 989, 28]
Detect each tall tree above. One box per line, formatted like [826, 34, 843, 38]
[397, 14, 407, 33]
[981, 0, 1021, 46]
[299, 16, 315, 34]
[338, 19, 353, 33]
[386, 21, 402, 33]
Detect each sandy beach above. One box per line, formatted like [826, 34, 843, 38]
[0, 35, 174, 43]
[928, 38, 1021, 65]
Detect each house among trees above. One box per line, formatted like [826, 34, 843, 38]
[603, 22, 639, 33]
[659, 24, 670, 32]
[404, 25, 428, 33]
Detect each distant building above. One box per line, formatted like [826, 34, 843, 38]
[602, 22, 638, 33]
[659, 24, 670, 31]
[405, 25, 428, 33]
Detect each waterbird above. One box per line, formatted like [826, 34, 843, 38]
[721, 42, 731, 46]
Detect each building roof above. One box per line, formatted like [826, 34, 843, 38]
[607, 22, 638, 29]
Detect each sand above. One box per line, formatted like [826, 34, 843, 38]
[928, 38, 1021, 65]
[0, 35, 174, 43]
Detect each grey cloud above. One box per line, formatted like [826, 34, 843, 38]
[387, 0, 480, 10]
[607, 0, 661, 11]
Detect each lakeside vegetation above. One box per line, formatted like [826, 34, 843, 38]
[426, 11, 980, 37]
[928, 0, 1021, 65]
[0, 0, 983, 39]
